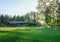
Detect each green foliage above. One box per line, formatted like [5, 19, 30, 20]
[56, 3, 60, 25]
[0, 14, 25, 26]
[37, 0, 60, 26]
[24, 11, 36, 23]
[0, 15, 4, 24]
[0, 11, 37, 26]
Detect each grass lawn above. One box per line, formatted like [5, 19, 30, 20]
[0, 27, 60, 42]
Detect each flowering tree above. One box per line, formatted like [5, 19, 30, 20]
[36, 0, 60, 27]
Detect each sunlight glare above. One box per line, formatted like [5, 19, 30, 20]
[50, 0, 53, 1]
[46, 2, 50, 6]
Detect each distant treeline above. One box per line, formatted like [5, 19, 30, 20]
[0, 11, 36, 26]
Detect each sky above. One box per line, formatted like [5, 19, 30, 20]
[0, 0, 37, 16]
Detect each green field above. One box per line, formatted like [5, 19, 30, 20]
[0, 27, 60, 42]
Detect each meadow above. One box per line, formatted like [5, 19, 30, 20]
[0, 27, 60, 42]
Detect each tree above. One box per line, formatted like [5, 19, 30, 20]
[12, 15, 17, 21]
[24, 13, 31, 22]
[56, 2, 60, 26]
[4, 15, 10, 24]
[36, 0, 58, 27]
[24, 12, 36, 23]
[0, 15, 1, 25]
[16, 15, 20, 21]
[19, 16, 25, 21]
[0, 15, 4, 24]
[29, 11, 36, 22]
